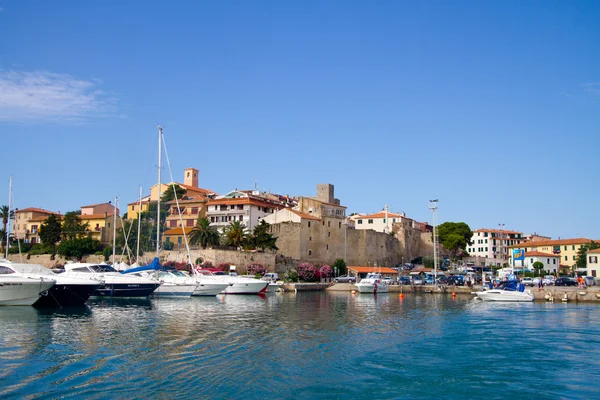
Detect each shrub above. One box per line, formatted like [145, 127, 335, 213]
[216, 263, 231, 272]
[103, 246, 112, 262]
[332, 259, 347, 276]
[297, 262, 317, 282]
[247, 263, 266, 276]
[318, 264, 332, 279]
[201, 260, 213, 269]
[284, 268, 298, 282]
[195, 257, 204, 265]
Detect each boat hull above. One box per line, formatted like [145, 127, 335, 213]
[153, 283, 197, 297]
[474, 290, 534, 302]
[265, 283, 283, 293]
[221, 281, 269, 294]
[191, 282, 231, 296]
[0, 279, 55, 306]
[34, 283, 101, 307]
[356, 283, 389, 293]
[92, 283, 160, 297]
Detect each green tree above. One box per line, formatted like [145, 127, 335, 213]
[161, 184, 186, 203]
[115, 219, 154, 259]
[57, 237, 103, 260]
[0, 205, 13, 233]
[39, 214, 62, 255]
[62, 211, 89, 240]
[532, 261, 544, 276]
[436, 222, 473, 260]
[189, 217, 220, 249]
[250, 220, 278, 251]
[221, 220, 249, 248]
[575, 241, 600, 270]
[332, 258, 347, 276]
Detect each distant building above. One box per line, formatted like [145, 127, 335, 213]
[163, 227, 194, 250]
[148, 167, 216, 203]
[126, 196, 151, 221]
[524, 251, 560, 275]
[587, 248, 600, 278]
[523, 232, 552, 242]
[13, 207, 61, 244]
[467, 228, 524, 262]
[80, 202, 121, 245]
[349, 206, 401, 234]
[206, 190, 285, 232]
[510, 238, 597, 268]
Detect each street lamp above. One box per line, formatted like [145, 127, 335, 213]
[429, 199, 439, 287]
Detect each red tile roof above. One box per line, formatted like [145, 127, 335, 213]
[80, 202, 114, 208]
[524, 251, 560, 258]
[348, 266, 398, 274]
[207, 197, 284, 210]
[353, 211, 402, 219]
[15, 207, 58, 214]
[79, 214, 114, 219]
[474, 228, 522, 234]
[588, 248, 600, 254]
[510, 238, 596, 248]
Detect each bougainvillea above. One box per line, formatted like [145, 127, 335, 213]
[318, 264, 332, 279]
[297, 262, 317, 282]
[216, 263, 231, 272]
[247, 263, 267, 276]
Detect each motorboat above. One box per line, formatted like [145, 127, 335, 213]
[0, 265, 56, 306]
[61, 263, 160, 297]
[355, 273, 389, 294]
[0, 260, 102, 307]
[265, 282, 284, 293]
[197, 270, 269, 294]
[473, 280, 534, 302]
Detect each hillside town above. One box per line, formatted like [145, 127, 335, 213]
[4, 166, 599, 279]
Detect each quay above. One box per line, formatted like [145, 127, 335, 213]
[325, 283, 600, 302]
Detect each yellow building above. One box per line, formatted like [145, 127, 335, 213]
[165, 196, 208, 230]
[126, 196, 151, 221]
[510, 238, 597, 268]
[163, 227, 194, 250]
[13, 207, 61, 244]
[80, 202, 121, 245]
[149, 167, 216, 202]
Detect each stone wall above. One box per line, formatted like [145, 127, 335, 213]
[161, 248, 277, 273]
[5, 254, 106, 268]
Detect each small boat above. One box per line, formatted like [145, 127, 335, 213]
[0, 274, 56, 306]
[0, 260, 102, 307]
[197, 270, 269, 294]
[473, 280, 534, 302]
[355, 273, 389, 294]
[61, 263, 161, 297]
[265, 282, 284, 293]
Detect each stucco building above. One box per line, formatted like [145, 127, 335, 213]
[80, 202, 121, 245]
[13, 207, 61, 244]
[523, 251, 560, 275]
[467, 228, 524, 264]
[510, 238, 597, 269]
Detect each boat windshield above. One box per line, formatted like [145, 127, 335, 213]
[90, 265, 118, 273]
[497, 281, 519, 291]
[0, 266, 15, 274]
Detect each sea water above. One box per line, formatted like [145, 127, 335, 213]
[1, 292, 599, 399]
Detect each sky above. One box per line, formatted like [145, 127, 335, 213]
[0, 1, 599, 239]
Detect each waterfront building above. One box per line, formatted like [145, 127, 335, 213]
[13, 207, 61, 244]
[587, 248, 600, 278]
[163, 227, 194, 250]
[80, 202, 121, 245]
[349, 206, 402, 234]
[126, 196, 151, 221]
[164, 195, 210, 230]
[524, 251, 560, 275]
[467, 228, 524, 263]
[510, 238, 597, 269]
[206, 190, 285, 232]
[148, 167, 216, 203]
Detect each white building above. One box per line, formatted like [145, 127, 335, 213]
[205, 190, 284, 232]
[467, 228, 525, 263]
[587, 248, 600, 278]
[524, 251, 560, 274]
[349, 206, 402, 234]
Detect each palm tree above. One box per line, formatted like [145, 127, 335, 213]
[189, 217, 220, 249]
[0, 205, 13, 233]
[222, 220, 249, 249]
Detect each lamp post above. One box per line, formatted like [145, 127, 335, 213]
[429, 199, 438, 287]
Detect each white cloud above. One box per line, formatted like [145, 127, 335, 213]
[582, 82, 600, 97]
[0, 70, 117, 123]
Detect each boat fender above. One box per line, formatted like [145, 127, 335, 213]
[351, 290, 356, 294]
[452, 292, 456, 297]
[399, 293, 404, 299]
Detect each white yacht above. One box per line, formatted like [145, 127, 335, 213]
[355, 273, 389, 294]
[473, 280, 534, 302]
[0, 265, 56, 306]
[0, 260, 102, 307]
[197, 270, 269, 294]
[61, 263, 160, 297]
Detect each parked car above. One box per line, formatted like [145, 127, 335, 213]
[521, 277, 536, 287]
[412, 276, 424, 285]
[584, 276, 596, 286]
[437, 276, 449, 285]
[446, 275, 465, 286]
[543, 276, 555, 285]
[555, 277, 577, 287]
[262, 273, 279, 282]
[382, 277, 395, 285]
[398, 276, 412, 285]
[334, 275, 356, 283]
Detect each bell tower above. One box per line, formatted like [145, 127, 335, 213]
[184, 168, 199, 188]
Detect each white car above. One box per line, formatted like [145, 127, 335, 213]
[520, 278, 536, 287]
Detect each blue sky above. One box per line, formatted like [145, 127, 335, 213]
[1, 1, 599, 239]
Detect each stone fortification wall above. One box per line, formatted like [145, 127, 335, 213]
[161, 248, 276, 273]
[5, 254, 106, 268]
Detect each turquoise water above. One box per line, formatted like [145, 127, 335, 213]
[1, 292, 599, 399]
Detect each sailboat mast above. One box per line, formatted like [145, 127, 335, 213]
[156, 125, 163, 257]
[5, 176, 12, 258]
[112, 196, 117, 265]
[136, 185, 142, 263]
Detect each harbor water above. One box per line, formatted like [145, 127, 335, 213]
[1, 292, 599, 399]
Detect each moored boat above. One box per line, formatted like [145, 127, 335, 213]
[473, 280, 534, 302]
[0, 274, 56, 306]
[355, 273, 389, 294]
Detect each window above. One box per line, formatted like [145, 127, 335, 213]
[547, 259, 550, 264]
[237, 205, 243, 210]
[178, 237, 182, 244]
[564, 246, 567, 250]
[572, 245, 575, 250]
[186, 219, 194, 227]
[484, 232, 488, 237]
[530, 258, 533, 263]
[170, 220, 177, 227]
[328, 221, 330, 227]
[590, 256, 598, 264]
[230, 205, 235, 210]
[358, 220, 363, 224]
[326, 244, 329, 250]
[339, 222, 341, 228]
[308, 221, 311, 227]
[368, 219, 373, 224]
[553, 259, 556, 264]
[328, 232, 331, 237]
[573, 256, 576, 261]
[0, 266, 15, 274]
[322, 221, 325, 226]
[308, 250, 312, 256]
[565, 256, 568, 261]
[215, 206, 218, 210]
[309, 237, 311, 241]
[239, 215, 243, 221]
[383, 219, 386, 223]
[485, 239, 488, 244]
[228, 215, 232, 221]
[393, 218, 396, 223]
[593, 270, 597, 278]
[191, 207, 198, 214]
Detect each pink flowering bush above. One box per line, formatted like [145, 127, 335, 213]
[297, 262, 317, 282]
[216, 263, 231, 272]
[200, 260, 214, 269]
[318, 264, 332, 279]
[247, 263, 267, 276]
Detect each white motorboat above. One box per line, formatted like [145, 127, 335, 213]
[355, 273, 389, 294]
[61, 263, 160, 297]
[0, 273, 56, 306]
[473, 280, 534, 302]
[0, 260, 102, 307]
[197, 270, 269, 294]
[265, 282, 284, 293]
